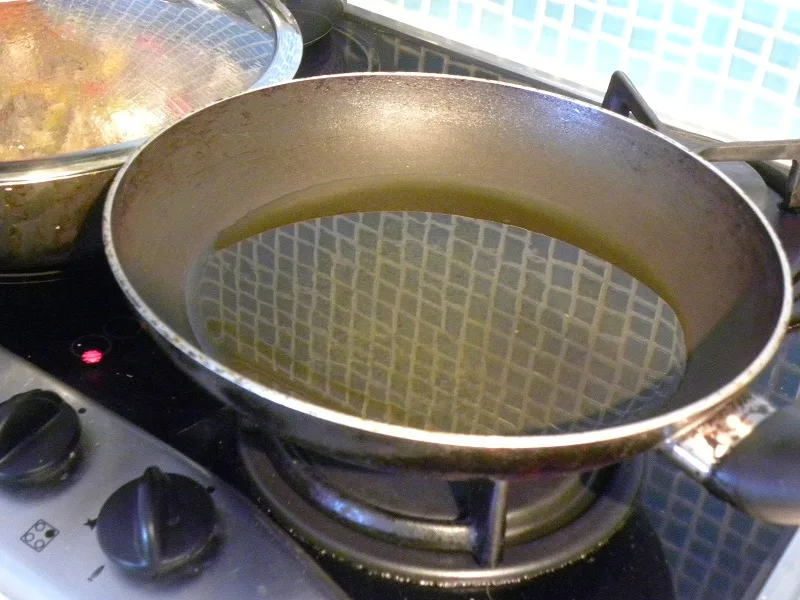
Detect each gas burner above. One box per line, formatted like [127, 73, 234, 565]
[296, 27, 379, 77]
[238, 428, 643, 588]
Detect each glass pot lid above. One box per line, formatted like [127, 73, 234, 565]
[0, 0, 299, 161]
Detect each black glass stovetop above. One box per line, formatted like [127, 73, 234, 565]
[0, 14, 795, 600]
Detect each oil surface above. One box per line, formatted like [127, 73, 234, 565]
[186, 180, 687, 435]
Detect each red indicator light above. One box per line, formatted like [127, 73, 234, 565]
[71, 335, 111, 363]
[81, 350, 104, 365]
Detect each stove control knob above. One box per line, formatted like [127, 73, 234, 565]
[0, 389, 80, 485]
[97, 467, 217, 577]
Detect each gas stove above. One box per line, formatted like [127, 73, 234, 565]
[1, 12, 799, 600]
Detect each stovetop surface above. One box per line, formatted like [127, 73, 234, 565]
[1, 14, 799, 600]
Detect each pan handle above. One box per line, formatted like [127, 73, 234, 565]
[698, 141, 800, 210]
[601, 70, 800, 210]
[660, 394, 800, 525]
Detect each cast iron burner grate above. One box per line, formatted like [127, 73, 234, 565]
[238, 427, 643, 588]
[296, 26, 380, 78]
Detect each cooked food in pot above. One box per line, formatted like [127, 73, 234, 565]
[0, 4, 133, 160]
[0, 1, 257, 161]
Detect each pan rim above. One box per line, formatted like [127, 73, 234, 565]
[102, 72, 793, 451]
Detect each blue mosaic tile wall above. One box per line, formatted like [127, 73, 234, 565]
[351, 0, 800, 140]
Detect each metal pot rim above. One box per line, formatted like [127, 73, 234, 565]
[0, 143, 137, 185]
[103, 72, 794, 451]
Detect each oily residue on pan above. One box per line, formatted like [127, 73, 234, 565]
[187, 181, 689, 437]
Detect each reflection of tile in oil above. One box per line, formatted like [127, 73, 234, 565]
[191, 211, 688, 434]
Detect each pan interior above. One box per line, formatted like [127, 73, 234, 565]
[185, 180, 688, 436]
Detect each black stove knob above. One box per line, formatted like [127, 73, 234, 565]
[0, 389, 81, 485]
[97, 467, 217, 577]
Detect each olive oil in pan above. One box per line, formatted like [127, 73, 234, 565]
[186, 180, 687, 435]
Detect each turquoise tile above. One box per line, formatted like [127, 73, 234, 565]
[743, 0, 778, 28]
[729, 56, 757, 82]
[762, 72, 789, 94]
[722, 89, 745, 117]
[480, 10, 504, 37]
[512, 0, 537, 21]
[404, 0, 423, 10]
[735, 30, 764, 54]
[488, 0, 504, 5]
[637, 0, 663, 20]
[430, 0, 449, 18]
[456, 2, 474, 28]
[671, 1, 698, 28]
[601, 14, 625, 36]
[630, 27, 657, 52]
[710, 0, 734, 5]
[786, 9, 800, 36]
[512, 26, 534, 48]
[545, 1, 564, 20]
[595, 39, 622, 73]
[752, 98, 781, 128]
[655, 70, 680, 95]
[538, 25, 560, 56]
[770, 38, 800, 70]
[566, 37, 589, 66]
[666, 32, 692, 46]
[663, 50, 688, 66]
[627, 57, 652, 85]
[688, 77, 715, 105]
[702, 14, 730, 46]
[572, 5, 596, 32]
[607, 0, 627, 6]
[697, 53, 722, 74]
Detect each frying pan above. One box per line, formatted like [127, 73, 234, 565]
[103, 73, 800, 525]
